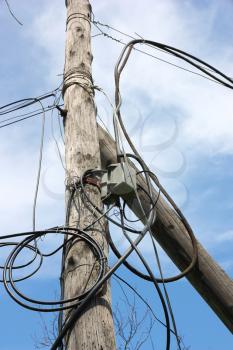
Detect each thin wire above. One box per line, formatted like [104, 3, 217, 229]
[0, 106, 42, 122]
[0, 106, 56, 129]
[97, 112, 112, 137]
[92, 23, 227, 87]
[113, 273, 176, 336]
[32, 100, 46, 231]
[95, 20, 220, 76]
[50, 91, 66, 170]
[4, 0, 23, 26]
[0, 91, 56, 115]
[0, 92, 59, 130]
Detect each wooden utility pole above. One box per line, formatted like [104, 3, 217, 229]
[61, 1, 232, 348]
[98, 125, 233, 333]
[62, 0, 116, 349]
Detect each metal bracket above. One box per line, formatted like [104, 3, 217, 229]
[56, 105, 67, 117]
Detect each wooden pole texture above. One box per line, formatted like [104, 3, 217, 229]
[62, 1, 116, 349]
[98, 124, 233, 333]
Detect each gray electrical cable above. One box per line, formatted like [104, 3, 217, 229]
[32, 100, 47, 232]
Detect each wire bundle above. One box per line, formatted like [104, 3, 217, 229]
[1, 36, 233, 350]
[108, 39, 233, 349]
[0, 91, 60, 129]
[1, 228, 106, 312]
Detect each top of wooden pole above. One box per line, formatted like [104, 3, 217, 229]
[65, 0, 92, 12]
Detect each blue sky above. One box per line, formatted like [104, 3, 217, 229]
[0, 0, 232, 349]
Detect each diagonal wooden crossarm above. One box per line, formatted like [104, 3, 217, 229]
[98, 124, 233, 333]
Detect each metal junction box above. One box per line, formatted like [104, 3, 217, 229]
[101, 163, 137, 205]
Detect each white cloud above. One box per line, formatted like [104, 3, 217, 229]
[25, 1, 66, 87]
[215, 230, 233, 243]
[20, 0, 233, 156]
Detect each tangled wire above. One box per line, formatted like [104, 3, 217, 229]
[1, 34, 233, 350]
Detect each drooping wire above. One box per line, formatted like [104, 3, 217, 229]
[112, 37, 233, 278]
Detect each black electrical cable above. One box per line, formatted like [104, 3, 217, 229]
[120, 176, 181, 350]
[51, 156, 156, 349]
[50, 220, 153, 350]
[0, 106, 58, 129]
[114, 273, 190, 350]
[113, 42, 200, 282]
[57, 184, 115, 350]
[109, 153, 198, 283]
[122, 170, 161, 223]
[0, 103, 63, 125]
[0, 242, 43, 283]
[92, 20, 233, 87]
[0, 92, 56, 115]
[112, 41, 213, 349]
[0, 106, 46, 124]
[63, 168, 172, 349]
[127, 167, 182, 350]
[0, 89, 63, 130]
[0, 234, 42, 284]
[3, 228, 106, 312]
[114, 39, 233, 91]
[118, 206, 171, 350]
[120, 202, 181, 350]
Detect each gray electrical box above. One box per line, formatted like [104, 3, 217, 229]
[101, 163, 137, 205]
